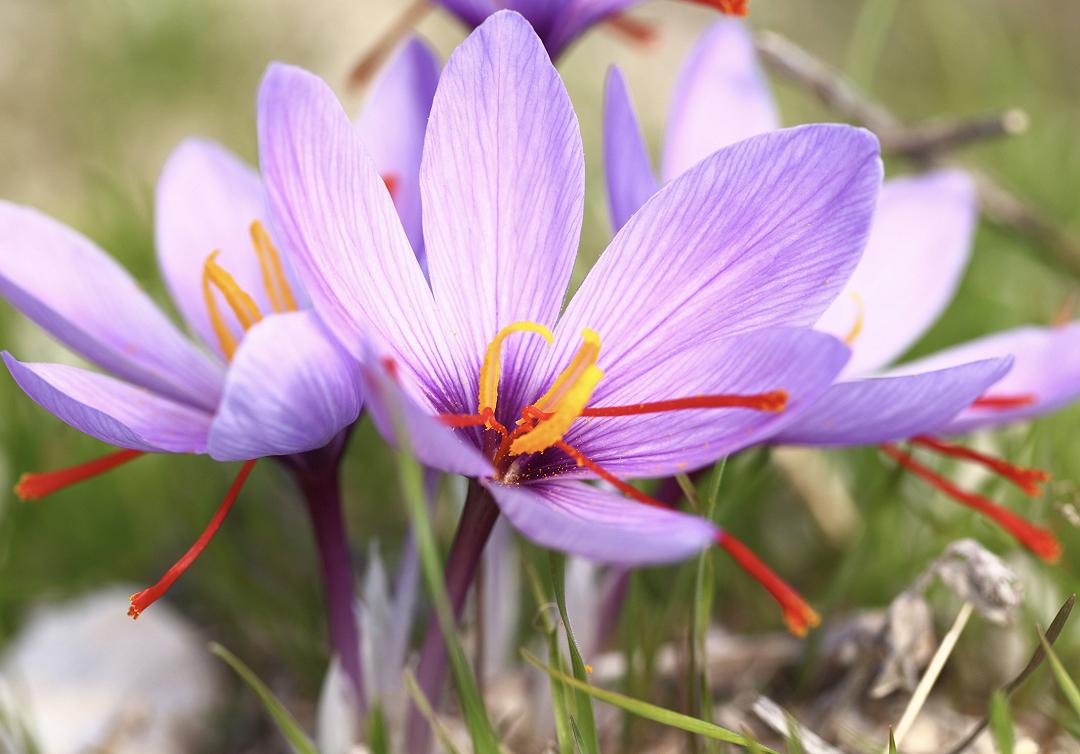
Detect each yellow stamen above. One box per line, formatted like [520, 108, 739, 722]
[250, 220, 299, 313]
[510, 329, 604, 456]
[202, 252, 264, 360]
[843, 291, 864, 346]
[478, 321, 554, 419]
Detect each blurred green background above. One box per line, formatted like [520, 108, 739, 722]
[1, 0, 1079, 749]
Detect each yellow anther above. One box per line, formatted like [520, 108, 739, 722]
[250, 220, 299, 313]
[478, 321, 554, 418]
[202, 251, 264, 360]
[843, 292, 864, 346]
[510, 329, 604, 456]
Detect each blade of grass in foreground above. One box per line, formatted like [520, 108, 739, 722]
[391, 436, 501, 754]
[987, 691, 1014, 754]
[523, 555, 575, 754]
[1038, 630, 1080, 720]
[402, 670, 465, 754]
[210, 642, 318, 754]
[550, 552, 600, 754]
[522, 649, 779, 753]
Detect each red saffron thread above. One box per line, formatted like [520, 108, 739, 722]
[911, 435, 1049, 496]
[15, 449, 145, 501]
[580, 391, 787, 417]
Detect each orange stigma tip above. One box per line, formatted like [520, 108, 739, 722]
[15, 449, 144, 501]
[128, 460, 257, 620]
[580, 391, 787, 417]
[881, 444, 1061, 563]
[716, 532, 820, 636]
[912, 435, 1050, 496]
[972, 394, 1037, 410]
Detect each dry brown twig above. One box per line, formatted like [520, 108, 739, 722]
[754, 30, 1080, 276]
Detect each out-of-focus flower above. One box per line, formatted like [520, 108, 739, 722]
[430, 0, 746, 60]
[258, 10, 884, 633]
[0, 37, 439, 711]
[603, 18, 1065, 561]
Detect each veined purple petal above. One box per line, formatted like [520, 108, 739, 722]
[773, 358, 1012, 446]
[0, 201, 223, 411]
[661, 19, 779, 182]
[207, 311, 362, 461]
[547, 327, 849, 479]
[526, 125, 881, 406]
[356, 37, 440, 265]
[360, 355, 494, 478]
[816, 170, 977, 376]
[890, 322, 1080, 434]
[258, 63, 467, 412]
[3, 353, 212, 453]
[603, 66, 659, 233]
[422, 10, 584, 412]
[483, 478, 716, 565]
[156, 138, 306, 359]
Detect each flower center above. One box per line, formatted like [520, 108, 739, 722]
[202, 220, 299, 360]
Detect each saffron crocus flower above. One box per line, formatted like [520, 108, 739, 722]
[0, 37, 439, 711]
[604, 17, 1066, 561]
[260, 2, 883, 684]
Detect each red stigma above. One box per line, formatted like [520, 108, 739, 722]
[15, 449, 144, 501]
[128, 460, 257, 619]
[382, 174, 399, 201]
[912, 436, 1049, 496]
[605, 14, 659, 46]
[716, 531, 820, 636]
[579, 391, 787, 418]
[685, 0, 748, 16]
[971, 394, 1037, 410]
[881, 444, 1061, 563]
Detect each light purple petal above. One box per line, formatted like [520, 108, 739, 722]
[360, 354, 494, 478]
[661, 19, 780, 182]
[816, 170, 977, 376]
[547, 327, 849, 479]
[207, 311, 363, 461]
[258, 63, 467, 412]
[484, 478, 716, 565]
[155, 138, 306, 358]
[0, 201, 223, 411]
[356, 37, 440, 264]
[890, 322, 1080, 433]
[525, 125, 881, 407]
[603, 66, 659, 233]
[3, 352, 211, 453]
[773, 357, 1012, 446]
[422, 10, 584, 411]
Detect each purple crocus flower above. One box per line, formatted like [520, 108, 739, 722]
[604, 18, 1066, 561]
[0, 38, 439, 709]
[259, 8, 884, 640]
[429, 0, 746, 60]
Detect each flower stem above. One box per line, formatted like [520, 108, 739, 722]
[294, 459, 367, 717]
[407, 480, 500, 754]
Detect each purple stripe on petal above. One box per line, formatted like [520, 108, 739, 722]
[525, 125, 881, 407]
[773, 357, 1012, 446]
[483, 478, 716, 565]
[0, 202, 223, 411]
[661, 19, 780, 182]
[356, 37, 440, 265]
[551, 327, 849, 479]
[603, 66, 659, 233]
[3, 352, 212, 453]
[816, 170, 977, 376]
[207, 311, 363, 461]
[258, 63, 467, 413]
[890, 322, 1080, 434]
[422, 10, 584, 412]
[360, 353, 494, 478]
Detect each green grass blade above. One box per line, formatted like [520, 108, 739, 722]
[987, 691, 1014, 754]
[689, 460, 725, 754]
[550, 552, 600, 754]
[367, 701, 391, 754]
[210, 642, 318, 754]
[1038, 630, 1080, 720]
[392, 443, 501, 754]
[523, 555, 575, 754]
[522, 649, 779, 752]
[888, 728, 898, 754]
[402, 670, 465, 754]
